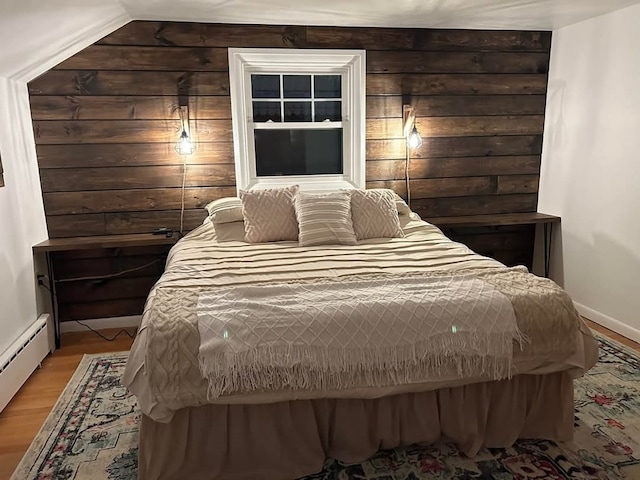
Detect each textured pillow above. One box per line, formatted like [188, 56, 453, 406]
[204, 197, 244, 224]
[295, 191, 357, 246]
[239, 185, 299, 242]
[350, 189, 405, 240]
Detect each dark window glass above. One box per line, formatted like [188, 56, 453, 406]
[251, 75, 280, 98]
[314, 75, 341, 98]
[284, 102, 311, 122]
[283, 75, 311, 98]
[254, 129, 343, 176]
[314, 101, 342, 122]
[252, 102, 281, 122]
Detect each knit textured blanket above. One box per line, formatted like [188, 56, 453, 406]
[196, 273, 524, 399]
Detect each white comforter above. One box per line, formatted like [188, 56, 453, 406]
[123, 213, 599, 422]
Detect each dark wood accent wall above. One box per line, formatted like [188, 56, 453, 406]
[28, 21, 551, 321]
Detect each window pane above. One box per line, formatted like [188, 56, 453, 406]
[284, 102, 311, 122]
[283, 75, 311, 98]
[314, 101, 341, 122]
[314, 75, 341, 98]
[255, 129, 343, 176]
[251, 75, 280, 98]
[253, 102, 281, 122]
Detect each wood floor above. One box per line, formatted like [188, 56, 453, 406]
[0, 328, 135, 480]
[0, 320, 637, 479]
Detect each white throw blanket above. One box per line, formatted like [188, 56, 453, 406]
[196, 273, 523, 399]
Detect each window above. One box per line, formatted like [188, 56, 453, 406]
[228, 49, 366, 191]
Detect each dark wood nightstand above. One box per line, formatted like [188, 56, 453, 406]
[429, 212, 561, 277]
[33, 234, 178, 348]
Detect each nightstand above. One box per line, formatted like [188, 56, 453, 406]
[33, 234, 178, 348]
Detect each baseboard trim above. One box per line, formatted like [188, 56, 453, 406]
[574, 302, 640, 344]
[60, 316, 141, 333]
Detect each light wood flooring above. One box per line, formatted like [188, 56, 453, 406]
[0, 328, 135, 480]
[0, 320, 637, 479]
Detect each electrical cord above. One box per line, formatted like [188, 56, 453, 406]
[72, 319, 136, 342]
[55, 258, 164, 283]
[39, 283, 136, 342]
[405, 144, 411, 207]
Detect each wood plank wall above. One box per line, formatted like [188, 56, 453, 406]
[28, 21, 551, 321]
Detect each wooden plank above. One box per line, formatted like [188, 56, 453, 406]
[37, 142, 235, 168]
[448, 230, 534, 252]
[366, 95, 547, 118]
[367, 51, 549, 74]
[56, 276, 159, 303]
[33, 119, 231, 145]
[40, 164, 235, 192]
[43, 186, 237, 215]
[368, 177, 496, 199]
[30, 96, 231, 120]
[28, 71, 229, 96]
[47, 214, 107, 237]
[55, 45, 229, 71]
[99, 22, 308, 48]
[48, 209, 207, 237]
[412, 177, 496, 199]
[51, 244, 171, 259]
[411, 193, 537, 218]
[429, 212, 560, 228]
[366, 135, 543, 160]
[366, 115, 544, 140]
[366, 156, 541, 181]
[59, 297, 147, 321]
[105, 209, 207, 235]
[367, 73, 547, 95]
[497, 174, 540, 194]
[306, 27, 551, 52]
[34, 233, 177, 252]
[52, 254, 165, 278]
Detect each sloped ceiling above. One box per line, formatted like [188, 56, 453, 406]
[1, 0, 640, 80]
[120, 0, 640, 30]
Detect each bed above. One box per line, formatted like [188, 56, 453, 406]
[123, 205, 598, 480]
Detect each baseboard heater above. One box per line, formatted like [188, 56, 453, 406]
[0, 314, 51, 412]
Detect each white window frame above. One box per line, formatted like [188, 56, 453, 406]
[228, 48, 366, 191]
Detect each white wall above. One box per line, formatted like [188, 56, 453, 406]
[0, 77, 49, 354]
[540, 4, 640, 340]
[0, 0, 129, 80]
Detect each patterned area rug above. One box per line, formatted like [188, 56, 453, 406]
[11, 335, 640, 480]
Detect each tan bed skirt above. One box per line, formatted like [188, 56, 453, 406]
[139, 372, 574, 480]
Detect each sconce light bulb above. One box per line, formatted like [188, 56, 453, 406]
[176, 130, 195, 155]
[407, 125, 423, 149]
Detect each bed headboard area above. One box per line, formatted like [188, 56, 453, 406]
[27, 21, 550, 322]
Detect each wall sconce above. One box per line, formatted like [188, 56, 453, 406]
[402, 105, 422, 205]
[176, 105, 195, 156]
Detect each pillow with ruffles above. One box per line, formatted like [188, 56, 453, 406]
[350, 189, 405, 240]
[295, 191, 357, 246]
[204, 197, 244, 224]
[239, 185, 299, 242]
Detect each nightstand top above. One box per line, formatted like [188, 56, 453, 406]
[33, 233, 178, 252]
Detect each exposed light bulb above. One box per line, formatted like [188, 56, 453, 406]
[407, 125, 422, 149]
[176, 130, 195, 155]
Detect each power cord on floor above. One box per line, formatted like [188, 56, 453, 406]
[72, 320, 136, 342]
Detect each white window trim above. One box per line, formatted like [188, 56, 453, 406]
[228, 48, 366, 192]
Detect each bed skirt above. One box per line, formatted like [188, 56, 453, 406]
[138, 372, 574, 480]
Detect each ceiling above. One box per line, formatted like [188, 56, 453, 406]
[1, 0, 640, 80]
[121, 0, 640, 30]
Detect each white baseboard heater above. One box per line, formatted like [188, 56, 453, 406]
[0, 314, 51, 412]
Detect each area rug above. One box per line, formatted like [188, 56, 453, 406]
[11, 334, 640, 480]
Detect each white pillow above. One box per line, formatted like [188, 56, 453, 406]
[350, 189, 404, 240]
[204, 197, 244, 224]
[240, 186, 299, 242]
[295, 191, 357, 246]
